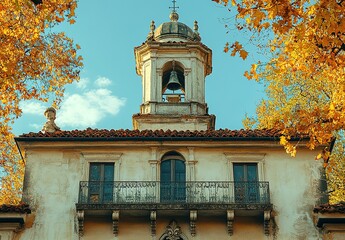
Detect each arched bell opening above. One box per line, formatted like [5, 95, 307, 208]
[162, 61, 185, 103]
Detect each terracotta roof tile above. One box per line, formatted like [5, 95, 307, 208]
[314, 202, 345, 214]
[16, 128, 295, 141]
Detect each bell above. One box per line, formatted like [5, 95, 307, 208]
[166, 70, 181, 91]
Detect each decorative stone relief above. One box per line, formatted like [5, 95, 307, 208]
[42, 107, 60, 133]
[112, 210, 120, 236]
[183, 68, 191, 76]
[77, 210, 84, 236]
[227, 210, 234, 235]
[150, 211, 157, 236]
[159, 220, 187, 240]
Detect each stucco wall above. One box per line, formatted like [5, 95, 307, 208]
[18, 142, 323, 240]
[265, 150, 322, 239]
[21, 151, 81, 240]
[0, 231, 14, 240]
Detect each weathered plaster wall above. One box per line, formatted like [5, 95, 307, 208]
[19, 142, 323, 239]
[21, 150, 82, 240]
[83, 218, 114, 240]
[264, 149, 322, 239]
[0, 231, 14, 240]
[194, 147, 322, 239]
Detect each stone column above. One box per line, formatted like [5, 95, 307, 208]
[149, 147, 159, 181]
[184, 68, 191, 102]
[156, 69, 163, 103]
[187, 147, 197, 181]
[149, 147, 159, 203]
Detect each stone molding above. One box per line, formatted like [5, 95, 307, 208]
[0, 213, 28, 233]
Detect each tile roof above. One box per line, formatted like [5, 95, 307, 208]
[16, 128, 293, 141]
[314, 202, 345, 214]
[0, 203, 31, 214]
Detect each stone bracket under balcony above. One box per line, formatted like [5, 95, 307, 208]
[75, 207, 272, 237]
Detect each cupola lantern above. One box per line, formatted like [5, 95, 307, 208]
[133, 7, 215, 131]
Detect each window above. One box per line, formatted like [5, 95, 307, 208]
[89, 163, 114, 203]
[233, 163, 258, 182]
[233, 163, 259, 203]
[160, 152, 186, 202]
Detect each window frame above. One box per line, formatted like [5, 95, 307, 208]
[88, 162, 115, 203]
[224, 153, 266, 182]
[81, 152, 122, 182]
[225, 153, 266, 204]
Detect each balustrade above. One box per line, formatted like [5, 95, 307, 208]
[78, 181, 270, 205]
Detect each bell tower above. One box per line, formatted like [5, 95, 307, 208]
[133, 8, 215, 131]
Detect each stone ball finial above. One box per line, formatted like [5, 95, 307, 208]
[169, 11, 179, 22]
[193, 20, 200, 40]
[194, 21, 199, 33]
[150, 20, 155, 31]
[42, 107, 60, 133]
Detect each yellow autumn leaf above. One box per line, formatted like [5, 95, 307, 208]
[213, 0, 345, 162]
[280, 136, 288, 145]
[0, 0, 82, 204]
[315, 153, 322, 160]
[330, 103, 335, 111]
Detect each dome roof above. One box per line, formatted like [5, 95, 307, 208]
[153, 12, 200, 42]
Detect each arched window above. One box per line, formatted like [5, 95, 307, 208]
[162, 61, 185, 103]
[160, 151, 186, 202]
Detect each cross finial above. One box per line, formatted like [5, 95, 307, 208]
[169, 0, 179, 13]
[169, 0, 179, 21]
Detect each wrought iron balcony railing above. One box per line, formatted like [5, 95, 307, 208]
[78, 181, 270, 206]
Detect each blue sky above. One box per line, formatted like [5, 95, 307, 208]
[13, 0, 265, 135]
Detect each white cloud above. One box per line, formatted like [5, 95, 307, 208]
[29, 123, 41, 130]
[17, 76, 124, 129]
[20, 101, 46, 115]
[95, 77, 111, 88]
[75, 78, 89, 89]
[56, 88, 126, 128]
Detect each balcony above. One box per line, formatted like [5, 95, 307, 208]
[76, 181, 272, 236]
[76, 181, 271, 211]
